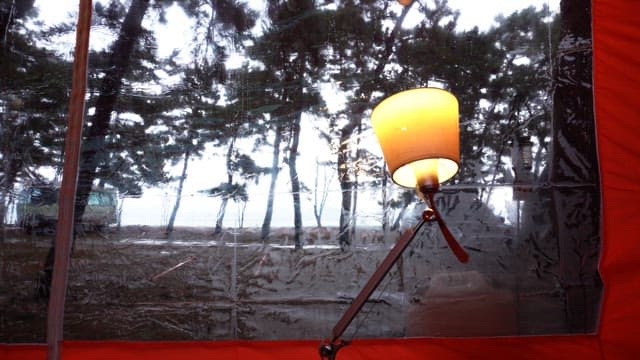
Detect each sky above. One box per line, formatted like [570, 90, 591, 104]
[34, 1, 559, 28]
[28, 0, 559, 229]
[446, 0, 558, 30]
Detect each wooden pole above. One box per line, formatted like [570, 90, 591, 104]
[46, 1, 92, 359]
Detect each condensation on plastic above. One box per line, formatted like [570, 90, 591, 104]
[0, 1, 601, 343]
[0, 181, 602, 341]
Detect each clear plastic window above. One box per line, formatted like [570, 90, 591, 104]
[1, 0, 600, 342]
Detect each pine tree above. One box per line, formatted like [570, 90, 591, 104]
[0, 0, 70, 231]
[248, 0, 329, 248]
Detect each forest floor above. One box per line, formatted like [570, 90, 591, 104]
[0, 224, 577, 343]
[0, 225, 410, 342]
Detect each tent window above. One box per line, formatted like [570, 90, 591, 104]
[1, 0, 600, 342]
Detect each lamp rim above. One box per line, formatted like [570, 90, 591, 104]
[373, 87, 456, 111]
[390, 156, 460, 188]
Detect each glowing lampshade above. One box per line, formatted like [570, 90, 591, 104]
[397, 0, 414, 6]
[371, 88, 460, 189]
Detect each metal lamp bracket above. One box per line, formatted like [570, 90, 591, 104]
[319, 194, 468, 359]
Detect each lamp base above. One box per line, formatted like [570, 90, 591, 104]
[416, 175, 440, 200]
[319, 202, 469, 358]
[319, 339, 349, 360]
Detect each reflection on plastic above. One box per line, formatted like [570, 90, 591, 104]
[1, 186, 601, 341]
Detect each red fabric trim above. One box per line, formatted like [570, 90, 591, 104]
[56, 337, 599, 360]
[4, 0, 640, 358]
[0, 337, 603, 360]
[593, 0, 640, 358]
[0, 344, 46, 360]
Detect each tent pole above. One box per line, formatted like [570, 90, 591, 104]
[46, 1, 92, 360]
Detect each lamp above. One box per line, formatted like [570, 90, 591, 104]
[371, 88, 460, 190]
[512, 135, 533, 200]
[320, 88, 469, 359]
[372, 87, 467, 260]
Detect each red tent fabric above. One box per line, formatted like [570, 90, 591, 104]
[593, 0, 640, 358]
[2, 0, 640, 358]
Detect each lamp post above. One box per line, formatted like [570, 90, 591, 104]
[320, 88, 468, 359]
[512, 135, 533, 200]
[512, 135, 533, 171]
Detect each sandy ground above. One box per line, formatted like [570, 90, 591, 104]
[0, 225, 596, 342]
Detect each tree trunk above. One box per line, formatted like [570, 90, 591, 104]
[335, 5, 412, 249]
[215, 139, 236, 235]
[349, 127, 364, 241]
[0, 154, 18, 232]
[381, 168, 389, 233]
[313, 158, 323, 228]
[0, 112, 23, 237]
[338, 119, 358, 249]
[288, 113, 303, 249]
[39, 0, 150, 300]
[0, 188, 8, 239]
[550, 0, 601, 332]
[350, 159, 358, 242]
[214, 196, 229, 235]
[312, 156, 332, 228]
[261, 123, 283, 240]
[75, 0, 150, 224]
[390, 191, 413, 232]
[165, 149, 190, 237]
[0, 183, 10, 237]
